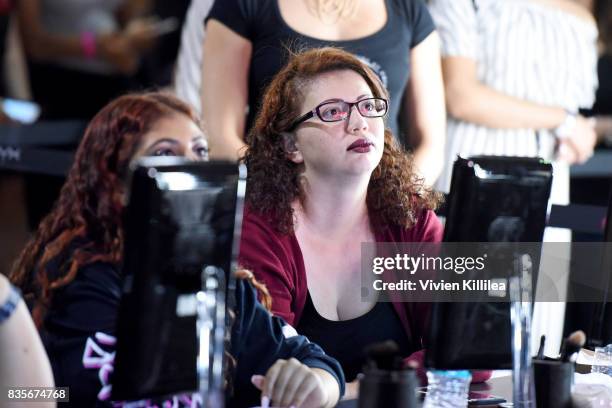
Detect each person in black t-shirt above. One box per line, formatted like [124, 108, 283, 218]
[201, 0, 446, 186]
[10, 92, 344, 408]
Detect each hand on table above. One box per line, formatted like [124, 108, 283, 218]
[251, 358, 330, 408]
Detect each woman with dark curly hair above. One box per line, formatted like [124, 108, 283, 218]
[237, 47, 486, 396]
[9, 92, 343, 408]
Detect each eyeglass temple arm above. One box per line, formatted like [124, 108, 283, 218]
[288, 110, 315, 132]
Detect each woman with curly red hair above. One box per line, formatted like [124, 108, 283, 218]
[9, 92, 343, 408]
[239, 47, 489, 395]
[11, 93, 209, 327]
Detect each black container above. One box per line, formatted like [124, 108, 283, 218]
[358, 368, 418, 408]
[532, 359, 574, 408]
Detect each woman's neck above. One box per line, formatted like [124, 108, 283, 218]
[304, 0, 359, 22]
[295, 175, 370, 237]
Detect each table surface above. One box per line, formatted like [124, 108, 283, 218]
[337, 375, 513, 408]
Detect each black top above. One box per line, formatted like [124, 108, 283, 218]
[41, 261, 345, 407]
[593, 54, 612, 115]
[296, 293, 412, 382]
[206, 0, 435, 145]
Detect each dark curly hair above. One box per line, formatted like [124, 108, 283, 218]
[243, 47, 441, 234]
[9, 92, 200, 326]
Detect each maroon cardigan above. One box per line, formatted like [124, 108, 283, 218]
[238, 206, 491, 384]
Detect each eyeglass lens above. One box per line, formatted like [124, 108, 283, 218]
[317, 99, 387, 122]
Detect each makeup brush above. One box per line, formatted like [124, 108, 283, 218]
[559, 330, 586, 363]
[536, 335, 546, 360]
[364, 340, 402, 370]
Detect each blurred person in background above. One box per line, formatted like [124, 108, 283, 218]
[429, 0, 599, 356]
[429, 0, 597, 192]
[567, 0, 612, 142]
[201, 0, 446, 185]
[17, 0, 159, 120]
[16, 0, 176, 242]
[132, 0, 191, 90]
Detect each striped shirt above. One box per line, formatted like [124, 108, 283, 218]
[173, 0, 215, 116]
[428, 0, 598, 194]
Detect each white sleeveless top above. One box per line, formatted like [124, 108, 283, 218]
[173, 0, 215, 116]
[428, 0, 598, 193]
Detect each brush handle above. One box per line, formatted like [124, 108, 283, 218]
[560, 343, 581, 363]
[536, 335, 546, 360]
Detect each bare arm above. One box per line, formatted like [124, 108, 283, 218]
[442, 56, 568, 129]
[443, 55, 596, 163]
[17, 0, 147, 74]
[17, 0, 83, 61]
[0, 275, 55, 406]
[595, 115, 612, 143]
[405, 32, 446, 186]
[201, 20, 252, 161]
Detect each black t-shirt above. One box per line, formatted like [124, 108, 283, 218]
[296, 292, 413, 381]
[206, 0, 435, 145]
[41, 262, 344, 407]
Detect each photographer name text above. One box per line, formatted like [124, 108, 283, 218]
[372, 279, 506, 292]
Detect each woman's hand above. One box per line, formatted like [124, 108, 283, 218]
[97, 33, 140, 74]
[123, 18, 160, 52]
[342, 379, 359, 400]
[251, 357, 338, 407]
[557, 115, 596, 164]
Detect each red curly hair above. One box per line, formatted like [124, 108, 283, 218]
[243, 47, 441, 234]
[9, 92, 200, 326]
